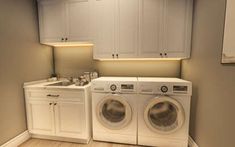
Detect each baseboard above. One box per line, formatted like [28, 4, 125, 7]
[188, 136, 199, 147]
[0, 131, 31, 147]
[0, 131, 198, 147]
[31, 134, 90, 144]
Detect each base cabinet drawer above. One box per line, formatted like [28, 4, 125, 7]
[27, 90, 84, 102]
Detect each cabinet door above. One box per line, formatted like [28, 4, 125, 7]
[162, 0, 192, 58]
[117, 0, 139, 58]
[139, 0, 163, 58]
[38, 0, 66, 43]
[91, 0, 116, 59]
[66, 0, 91, 42]
[54, 101, 85, 138]
[27, 100, 55, 135]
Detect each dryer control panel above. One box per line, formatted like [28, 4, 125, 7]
[138, 83, 192, 95]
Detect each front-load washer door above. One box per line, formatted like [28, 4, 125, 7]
[144, 96, 185, 134]
[96, 94, 132, 130]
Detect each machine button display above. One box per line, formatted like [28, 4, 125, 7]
[121, 84, 134, 90]
[110, 84, 117, 91]
[161, 86, 168, 93]
[173, 86, 188, 92]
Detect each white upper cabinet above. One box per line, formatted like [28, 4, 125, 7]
[66, 0, 91, 42]
[91, 0, 116, 59]
[162, 0, 193, 58]
[92, 0, 193, 60]
[38, 0, 92, 46]
[139, 0, 163, 58]
[117, 0, 139, 58]
[139, 0, 193, 59]
[38, 1, 66, 43]
[38, 0, 193, 59]
[92, 0, 139, 59]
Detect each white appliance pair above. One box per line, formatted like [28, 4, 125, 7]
[91, 77, 192, 147]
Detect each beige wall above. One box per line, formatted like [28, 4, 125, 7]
[182, 0, 235, 146]
[0, 0, 52, 145]
[55, 47, 181, 77]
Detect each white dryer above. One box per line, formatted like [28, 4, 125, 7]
[137, 78, 192, 147]
[91, 77, 138, 145]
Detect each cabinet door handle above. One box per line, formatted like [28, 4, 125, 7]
[116, 54, 118, 58]
[54, 103, 57, 106]
[61, 38, 64, 41]
[112, 54, 114, 58]
[65, 38, 68, 41]
[164, 53, 167, 56]
[47, 94, 60, 98]
[49, 103, 53, 105]
[160, 53, 163, 57]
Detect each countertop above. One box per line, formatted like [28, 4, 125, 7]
[24, 80, 91, 90]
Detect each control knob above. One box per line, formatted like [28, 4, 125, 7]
[161, 86, 168, 93]
[110, 84, 117, 91]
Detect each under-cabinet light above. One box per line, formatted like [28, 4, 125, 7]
[96, 58, 182, 61]
[41, 42, 94, 47]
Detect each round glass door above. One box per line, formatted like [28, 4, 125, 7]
[97, 94, 132, 130]
[144, 96, 185, 134]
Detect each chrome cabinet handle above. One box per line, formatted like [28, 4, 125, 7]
[47, 94, 60, 98]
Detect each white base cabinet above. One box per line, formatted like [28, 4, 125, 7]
[24, 87, 91, 143]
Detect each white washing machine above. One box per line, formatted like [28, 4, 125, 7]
[137, 78, 192, 147]
[91, 77, 138, 145]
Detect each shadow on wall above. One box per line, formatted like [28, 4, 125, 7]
[189, 85, 199, 139]
[54, 47, 181, 78]
[94, 60, 180, 77]
[54, 46, 95, 77]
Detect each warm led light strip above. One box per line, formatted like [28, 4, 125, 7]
[41, 42, 94, 47]
[53, 43, 94, 47]
[97, 58, 182, 61]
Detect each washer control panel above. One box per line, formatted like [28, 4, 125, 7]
[108, 83, 136, 93]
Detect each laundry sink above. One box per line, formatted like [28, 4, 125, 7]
[46, 81, 74, 87]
